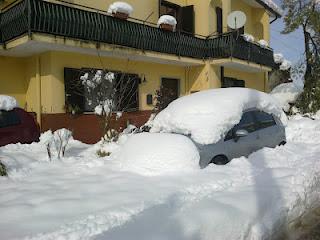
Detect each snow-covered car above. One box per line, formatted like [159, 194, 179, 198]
[150, 88, 287, 167]
[0, 108, 40, 147]
[195, 108, 286, 167]
[0, 95, 40, 147]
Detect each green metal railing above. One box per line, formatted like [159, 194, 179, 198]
[0, 0, 275, 68]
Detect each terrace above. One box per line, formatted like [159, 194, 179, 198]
[0, 0, 275, 68]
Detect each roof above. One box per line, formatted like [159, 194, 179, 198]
[255, 0, 283, 18]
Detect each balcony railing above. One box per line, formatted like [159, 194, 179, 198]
[0, 0, 275, 68]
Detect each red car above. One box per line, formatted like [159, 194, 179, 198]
[0, 108, 40, 147]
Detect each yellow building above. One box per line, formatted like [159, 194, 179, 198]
[0, 0, 281, 143]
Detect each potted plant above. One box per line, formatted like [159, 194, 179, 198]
[108, 2, 133, 20]
[157, 15, 177, 32]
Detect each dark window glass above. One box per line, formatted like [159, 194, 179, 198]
[0, 110, 21, 128]
[216, 7, 223, 34]
[64, 68, 139, 113]
[222, 77, 245, 88]
[253, 111, 276, 129]
[224, 111, 256, 141]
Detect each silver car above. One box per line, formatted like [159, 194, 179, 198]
[195, 108, 286, 168]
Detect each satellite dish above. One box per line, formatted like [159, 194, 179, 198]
[227, 11, 247, 29]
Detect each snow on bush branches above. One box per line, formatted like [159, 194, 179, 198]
[40, 129, 72, 160]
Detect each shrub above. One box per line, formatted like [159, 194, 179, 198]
[0, 161, 7, 176]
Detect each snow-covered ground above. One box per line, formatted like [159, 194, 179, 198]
[1, 115, 320, 240]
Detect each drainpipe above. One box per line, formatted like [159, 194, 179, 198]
[270, 16, 278, 24]
[36, 56, 42, 127]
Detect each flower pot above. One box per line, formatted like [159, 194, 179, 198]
[112, 12, 129, 20]
[160, 23, 174, 32]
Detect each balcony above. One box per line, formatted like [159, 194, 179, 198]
[0, 0, 275, 68]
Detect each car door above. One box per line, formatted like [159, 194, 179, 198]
[223, 110, 259, 159]
[252, 110, 282, 149]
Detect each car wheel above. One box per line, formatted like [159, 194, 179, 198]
[211, 155, 229, 165]
[279, 141, 286, 146]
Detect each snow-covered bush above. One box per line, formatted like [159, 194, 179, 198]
[258, 39, 269, 47]
[107, 2, 133, 15]
[0, 161, 7, 176]
[270, 82, 303, 112]
[242, 33, 255, 43]
[53, 129, 72, 159]
[0, 95, 18, 111]
[80, 70, 139, 143]
[157, 15, 177, 31]
[40, 129, 72, 160]
[116, 133, 200, 176]
[40, 130, 54, 161]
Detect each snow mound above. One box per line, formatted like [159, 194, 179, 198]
[270, 83, 303, 111]
[157, 15, 177, 28]
[108, 2, 133, 15]
[274, 53, 284, 64]
[280, 59, 292, 71]
[151, 88, 287, 145]
[242, 33, 255, 43]
[116, 133, 200, 176]
[0, 95, 18, 111]
[258, 39, 269, 47]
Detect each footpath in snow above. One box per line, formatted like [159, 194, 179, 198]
[0, 115, 320, 240]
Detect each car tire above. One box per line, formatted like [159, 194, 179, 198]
[211, 155, 229, 165]
[279, 141, 286, 146]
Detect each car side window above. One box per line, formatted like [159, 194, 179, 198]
[224, 111, 256, 141]
[253, 111, 276, 130]
[0, 110, 21, 128]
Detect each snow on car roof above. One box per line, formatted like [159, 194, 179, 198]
[150, 88, 287, 145]
[0, 95, 18, 111]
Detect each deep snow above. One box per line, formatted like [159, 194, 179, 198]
[0, 115, 320, 240]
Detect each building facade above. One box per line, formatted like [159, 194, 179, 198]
[0, 0, 280, 143]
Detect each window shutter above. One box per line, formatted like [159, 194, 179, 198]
[216, 7, 223, 34]
[181, 5, 194, 34]
[64, 68, 85, 112]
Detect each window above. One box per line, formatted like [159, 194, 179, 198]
[222, 77, 245, 88]
[0, 110, 21, 128]
[224, 111, 256, 141]
[216, 7, 223, 34]
[159, 1, 195, 34]
[253, 111, 276, 130]
[64, 68, 140, 113]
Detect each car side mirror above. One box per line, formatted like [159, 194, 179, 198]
[234, 129, 248, 142]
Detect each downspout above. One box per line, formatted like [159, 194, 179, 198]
[36, 56, 42, 128]
[270, 16, 278, 24]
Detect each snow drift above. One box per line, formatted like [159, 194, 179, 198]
[0, 95, 18, 111]
[151, 88, 287, 145]
[116, 133, 200, 176]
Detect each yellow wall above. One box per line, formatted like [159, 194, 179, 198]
[42, 51, 193, 113]
[0, 56, 27, 108]
[224, 68, 267, 92]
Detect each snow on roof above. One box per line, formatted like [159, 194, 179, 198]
[270, 83, 303, 112]
[151, 88, 287, 145]
[257, 0, 283, 17]
[0, 95, 18, 111]
[116, 133, 200, 176]
[274, 53, 284, 64]
[107, 2, 133, 15]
